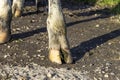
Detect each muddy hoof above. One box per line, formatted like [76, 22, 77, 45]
[14, 10, 22, 17]
[49, 50, 62, 64]
[0, 31, 10, 44]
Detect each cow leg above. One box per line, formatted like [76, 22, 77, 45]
[12, 0, 25, 17]
[47, 0, 73, 64]
[0, 0, 12, 44]
[59, 35, 73, 64]
[47, 27, 62, 64]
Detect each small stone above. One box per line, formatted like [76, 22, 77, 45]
[37, 54, 41, 57]
[33, 55, 37, 57]
[94, 77, 97, 80]
[82, 65, 85, 68]
[108, 42, 112, 45]
[94, 14, 97, 17]
[105, 67, 109, 71]
[104, 74, 109, 78]
[47, 73, 52, 78]
[13, 29, 16, 31]
[41, 57, 44, 60]
[110, 72, 115, 75]
[26, 27, 29, 30]
[106, 62, 111, 66]
[98, 78, 102, 80]
[97, 46, 99, 48]
[7, 45, 11, 48]
[95, 24, 100, 27]
[119, 16, 120, 19]
[81, 33, 83, 35]
[68, 12, 74, 17]
[102, 71, 105, 74]
[116, 77, 119, 80]
[116, 19, 119, 22]
[16, 28, 21, 31]
[4, 55, 8, 58]
[30, 20, 36, 23]
[37, 50, 41, 52]
[90, 63, 94, 66]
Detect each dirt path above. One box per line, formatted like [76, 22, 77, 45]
[0, 1, 120, 80]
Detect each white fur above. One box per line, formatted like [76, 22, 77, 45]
[12, 0, 25, 10]
[47, 0, 65, 33]
[0, 0, 11, 18]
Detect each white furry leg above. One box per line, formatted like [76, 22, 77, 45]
[47, 0, 73, 64]
[59, 35, 73, 64]
[0, 0, 12, 44]
[12, 0, 25, 17]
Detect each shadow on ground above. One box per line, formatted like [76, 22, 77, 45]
[66, 2, 120, 62]
[71, 29, 120, 61]
[66, 1, 120, 27]
[66, 7, 111, 27]
[12, 27, 47, 40]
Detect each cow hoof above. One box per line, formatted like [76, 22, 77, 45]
[14, 10, 22, 17]
[0, 31, 10, 44]
[65, 54, 73, 64]
[49, 50, 62, 64]
[61, 49, 73, 64]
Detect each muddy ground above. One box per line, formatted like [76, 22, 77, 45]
[0, 1, 120, 80]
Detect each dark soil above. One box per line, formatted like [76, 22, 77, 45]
[0, 1, 120, 79]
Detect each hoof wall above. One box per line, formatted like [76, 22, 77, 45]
[0, 31, 10, 44]
[49, 50, 62, 64]
[61, 49, 73, 64]
[14, 10, 22, 17]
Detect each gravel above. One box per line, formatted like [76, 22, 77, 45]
[0, 63, 90, 80]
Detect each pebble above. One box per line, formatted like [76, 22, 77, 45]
[7, 45, 11, 48]
[0, 64, 90, 80]
[33, 55, 37, 57]
[16, 28, 21, 31]
[90, 63, 94, 66]
[110, 72, 115, 75]
[4, 55, 8, 58]
[95, 24, 100, 27]
[104, 74, 109, 78]
[98, 78, 102, 80]
[4, 54, 10, 58]
[106, 62, 111, 66]
[41, 57, 44, 60]
[105, 67, 109, 71]
[82, 65, 85, 68]
[37, 50, 42, 52]
[94, 77, 97, 80]
[94, 14, 97, 17]
[30, 20, 36, 23]
[37, 54, 41, 57]
[47, 73, 52, 78]
[102, 71, 105, 74]
[108, 42, 112, 45]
